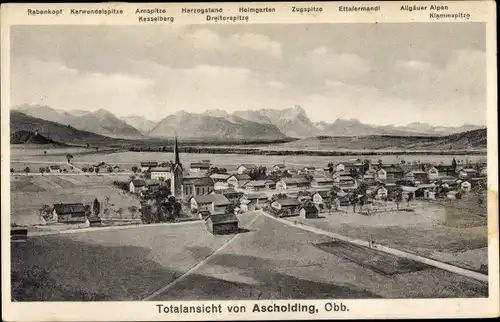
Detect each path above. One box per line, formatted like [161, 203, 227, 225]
[259, 210, 488, 282]
[142, 212, 262, 301]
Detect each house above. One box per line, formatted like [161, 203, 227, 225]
[273, 164, 287, 172]
[312, 190, 330, 205]
[336, 176, 356, 189]
[244, 180, 274, 192]
[405, 170, 428, 183]
[436, 165, 456, 177]
[190, 194, 230, 213]
[53, 203, 87, 223]
[459, 168, 479, 179]
[375, 168, 387, 180]
[344, 160, 364, 172]
[479, 166, 487, 176]
[150, 167, 172, 181]
[335, 163, 346, 172]
[375, 186, 388, 200]
[93, 162, 112, 173]
[210, 173, 231, 182]
[237, 164, 257, 174]
[270, 198, 301, 216]
[210, 188, 244, 203]
[382, 165, 405, 181]
[363, 168, 377, 181]
[129, 179, 147, 193]
[310, 177, 334, 189]
[140, 161, 158, 172]
[299, 205, 319, 219]
[49, 165, 62, 173]
[299, 166, 316, 175]
[182, 177, 215, 199]
[190, 162, 211, 173]
[227, 174, 251, 188]
[239, 193, 268, 212]
[205, 213, 239, 235]
[460, 181, 472, 192]
[426, 166, 439, 180]
[275, 177, 310, 192]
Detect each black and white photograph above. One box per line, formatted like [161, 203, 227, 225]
[2, 2, 498, 319]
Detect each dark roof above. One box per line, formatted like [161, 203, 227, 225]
[130, 179, 147, 187]
[185, 177, 214, 186]
[313, 177, 334, 183]
[281, 177, 310, 185]
[210, 173, 231, 180]
[213, 187, 239, 195]
[53, 203, 86, 215]
[190, 162, 211, 169]
[140, 161, 158, 167]
[150, 167, 171, 172]
[208, 213, 238, 224]
[384, 166, 404, 174]
[239, 164, 257, 169]
[300, 205, 319, 213]
[313, 190, 330, 198]
[49, 165, 61, 169]
[192, 194, 230, 205]
[275, 198, 301, 207]
[461, 168, 478, 173]
[229, 174, 251, 180]
[246, 180, 269, 187]
[436, 165, 456, 170]
[244, 192, 268, 200]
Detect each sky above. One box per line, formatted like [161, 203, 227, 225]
[10, 23, 487, 126]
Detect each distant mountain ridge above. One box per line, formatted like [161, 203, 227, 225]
[148, 110, 288, 140]
[13, 104, 485, 140]
[15, 105, 144, 139]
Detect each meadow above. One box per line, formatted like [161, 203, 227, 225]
[288, 199, 488, 272]
[10, 174, 139, 226]
[10, 145, 487, 173]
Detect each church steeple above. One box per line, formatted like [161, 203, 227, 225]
[174, 135, 182, 169]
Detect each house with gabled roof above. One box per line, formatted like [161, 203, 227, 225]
[52, 203, 87, 223]
[206, 213, 239, 235]
[227, 174, 251, 188]
[275, 177, 310, 192]
[237, 164, 257, 174]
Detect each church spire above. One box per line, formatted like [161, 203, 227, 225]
[174, 135, 181, 167]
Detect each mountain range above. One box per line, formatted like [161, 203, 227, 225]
[13, 104, 485, 140]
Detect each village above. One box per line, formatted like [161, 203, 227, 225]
[35, 139, 488, 236]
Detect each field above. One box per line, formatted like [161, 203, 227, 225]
[10, 146, 487, 174]
[11, 212, 487, 301]
[287, 199, 488, 272]
[10, 174, 138, 226]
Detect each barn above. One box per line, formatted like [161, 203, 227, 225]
[206, 213, 239, 235]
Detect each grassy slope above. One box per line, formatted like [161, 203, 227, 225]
[279, 129, 487, 151]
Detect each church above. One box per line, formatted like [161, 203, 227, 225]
[169, 136, 215, 200]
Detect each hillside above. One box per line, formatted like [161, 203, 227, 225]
[148, 110, 288, 140]
[278, 129, 487, 151]
[10, 130, 60, 145]
[15, 105, 143, 139]
[10, 111, 123, 147]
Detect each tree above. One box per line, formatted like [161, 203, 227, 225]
[93, 198, 101, 217]
[24, 167, 30, 175]
[39, 167, 45, 175]
[44, 150, 47, 155]
[84, 205, 92, 218]
[39, 204, 53, 222]
[66, 153, 73, 163]
[108, 166, 113, 173]
[10, 168, 14, 173]
[95, 147, 99, 152]
[116, 208, 124, 219]
[95, 168, 100, 174]
[390, 186, 403, 210]
[128, 205, 138, 219]
[452, 157, 457, 169]
[131, 166, 138, 173]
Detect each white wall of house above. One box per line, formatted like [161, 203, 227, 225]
[151, 171, 172, 180]
[377, 169, 387, 180]
[237, 166, 247, 174]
